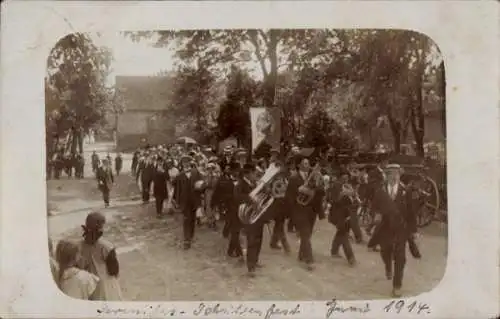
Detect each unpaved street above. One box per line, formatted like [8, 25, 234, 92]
[47, 142, 447, 301]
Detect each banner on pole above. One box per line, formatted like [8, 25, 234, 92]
[250, 107, 281, 152]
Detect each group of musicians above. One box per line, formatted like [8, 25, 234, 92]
[95, 143, 421, 298]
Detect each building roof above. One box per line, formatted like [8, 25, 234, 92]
[115, 75, 175, 111]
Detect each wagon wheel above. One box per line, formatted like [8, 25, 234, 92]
[411, 174, 440, 228]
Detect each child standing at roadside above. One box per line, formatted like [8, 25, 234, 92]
[55, 239, 100, 300]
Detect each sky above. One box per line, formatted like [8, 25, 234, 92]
[90, 32, 264, 87]
[91, 32, 178, 86]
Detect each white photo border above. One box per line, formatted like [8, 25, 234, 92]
[1, 1, 499, 318]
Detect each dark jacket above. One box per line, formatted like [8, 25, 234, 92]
[175, 170, 204, 213]
[96, 166, 114, 190]
[152, 164, 169, 198]
[370, 182, 417, 244]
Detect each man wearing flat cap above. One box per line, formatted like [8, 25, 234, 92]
[369, 163, 420, 297]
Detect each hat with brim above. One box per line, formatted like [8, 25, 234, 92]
[235, 148, 247, 157]
[180, 155, 193, 164]
[385, 163, 402, 171]
[270, 148, 280, 155]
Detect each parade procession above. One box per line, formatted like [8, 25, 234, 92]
[47, 105, 446, 301]
[45, 30, 447, 302]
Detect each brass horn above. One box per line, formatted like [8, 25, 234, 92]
[238, 165, 288, 225]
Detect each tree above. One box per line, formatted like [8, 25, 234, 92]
[302, 103, 355, 151]
[351, 30, 440, 154]
[216, 66, 257, 147]
[45, 33, 113, 157]
[170, 61, 217, 143]
[126, 29, 354, 139]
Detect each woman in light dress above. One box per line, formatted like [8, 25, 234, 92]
[55, 240, 100, 300]
[78, 212, 123, 301]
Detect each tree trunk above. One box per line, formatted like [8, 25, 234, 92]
[410, 80, 425, 158]
[388, 116, 401, 154]
[439, 61, 446, 136]
[264, 30, 279, 109]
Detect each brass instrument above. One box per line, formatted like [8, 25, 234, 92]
[340, 182, 362, 205]
[238, 164, 288, 225]
[296, 163, 322, 206]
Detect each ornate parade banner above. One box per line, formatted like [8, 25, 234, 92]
[249, 107, 281, 152]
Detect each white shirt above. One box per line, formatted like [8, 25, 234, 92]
[387, 183, 399, 199]
[299, 170, 308, 181]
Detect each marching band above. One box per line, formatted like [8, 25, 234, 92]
[86, 142, 421, 298]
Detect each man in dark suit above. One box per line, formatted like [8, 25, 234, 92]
[225, 164, 244, 259]
[328, 176, 358, 267]
[176, 156, 205, 250]
[138, 154, 155, 204]
[152, 157, 169, 218]
[213, 162, 239, 238]
[285, 156, 323, 271]
[131, 150, 140, 176]
[115, 153, 123, 176]
[238, 163, 264, 277]
[96, 159, 114, 207]
[268, 148, 291, 254]
[219, 146, 234, 170]
[370, 163, 420, 297]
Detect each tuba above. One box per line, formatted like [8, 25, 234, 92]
[296, 163, 322, 206]
[238, 164, 288, 225]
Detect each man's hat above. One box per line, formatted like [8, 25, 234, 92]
[270, 147, 280, 155]
[235, 148, 247, 157]
[180, 155, 193, 163]
[84, 212, 106, 231]
[385, 163, 402, 171]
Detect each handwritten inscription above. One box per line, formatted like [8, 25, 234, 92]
[326, 299, 371, 317]
[383, 300, 431, 314]
[96, 304, 182, 316]
[97, 302, 302, 318]
[193, 302, 301, 318]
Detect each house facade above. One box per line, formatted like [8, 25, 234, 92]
[114, 75, 177, 152]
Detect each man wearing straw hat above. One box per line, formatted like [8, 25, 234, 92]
[370, 163, 419, 297]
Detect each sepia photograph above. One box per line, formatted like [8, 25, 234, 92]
[45, 28, 448, 301]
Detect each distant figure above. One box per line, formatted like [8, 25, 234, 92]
[79, 212, 122, 300]
[91, 151, 99, 175]
[55, 239, 100, 300]
[89, 129, 96, 144]
[96, 159, 114, 208]
[75, 152, 85, 179]
[131, 151, 140, 176]
[114, 153, 123, 176]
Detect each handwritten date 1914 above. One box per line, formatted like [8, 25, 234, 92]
[383, 300, 431, 314]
